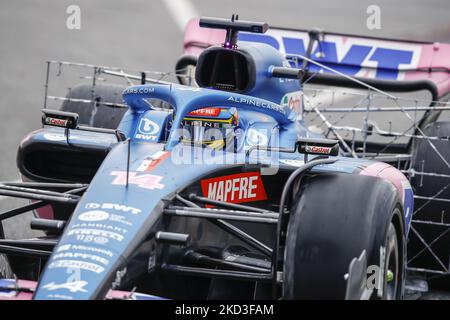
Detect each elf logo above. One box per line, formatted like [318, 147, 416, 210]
[200, 172, 268, 204]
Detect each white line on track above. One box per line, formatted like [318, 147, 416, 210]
[161, 0, 200, 33]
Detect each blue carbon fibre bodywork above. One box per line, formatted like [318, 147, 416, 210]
[32, 42, 412, 300]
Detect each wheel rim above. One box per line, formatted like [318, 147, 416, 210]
[385, 223, 399, 300]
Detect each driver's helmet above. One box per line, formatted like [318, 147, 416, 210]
[181, 107, 239, 151]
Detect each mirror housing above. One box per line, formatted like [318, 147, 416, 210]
[297, 137, 339, 156]
[42, 109, 79, 129]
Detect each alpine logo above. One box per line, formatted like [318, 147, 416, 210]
[42, 281, 88, 293]
[227, 96, 285, 115]
[201, 172, 268, 204]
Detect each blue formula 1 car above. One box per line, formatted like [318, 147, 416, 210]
[0, 17, 415, 300]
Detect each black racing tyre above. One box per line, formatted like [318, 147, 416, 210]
[283, 173, 405, 300]
[0, 222, 14, 279]
[60, 83, 128, 129]
[409, 121, 450, 277]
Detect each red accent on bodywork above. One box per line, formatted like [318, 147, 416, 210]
[35, 204, 55, 220]
[201, 171, 268, 205]
[188, 107, 221, 117]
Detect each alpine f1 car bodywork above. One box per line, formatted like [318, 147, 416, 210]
[2, 16, 448, 300]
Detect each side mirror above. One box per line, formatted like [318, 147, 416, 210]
[42, 109, 79, 129]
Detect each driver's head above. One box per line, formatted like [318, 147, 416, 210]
[181, 107, 239, 151]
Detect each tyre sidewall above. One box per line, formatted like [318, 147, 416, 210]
[283, 173, 405, 299]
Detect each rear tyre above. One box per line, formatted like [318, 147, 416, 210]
[60, 83, 128, 129]
[0, 222, 14, 279]
[283, 173, 405, 300]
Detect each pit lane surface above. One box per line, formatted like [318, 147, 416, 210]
[0, 0, 449, 244]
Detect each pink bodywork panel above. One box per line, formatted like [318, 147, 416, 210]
[183, 18, 450, 97]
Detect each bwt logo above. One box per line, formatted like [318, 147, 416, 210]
[238, 31, 418, 80]
[138, 118, 160, 135]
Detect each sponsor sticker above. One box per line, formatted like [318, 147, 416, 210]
[85, 202, 141, 215]
[227, 96, 285, 115]
[68, 228, 124, 242]
[188, 107, 221, 117]
[72, 223, 127, 234]
[280, 91, 303, 119]
[44, 117, 69, 127]
[75, 236, 108, 245]
[123, 87, 155, 94]
[135, 118, 160, 141]
[78, 210, 110, 222]
[136, 151, 170, 172]
[109, 214, 133, 227]
[53, 252, 109, 266]
[305, 145, 332, 155]
[238, 31, 421, 80]
[48, 260, 105, 274]
[57, 244, 114, 258]
[200, 171, 268, 204]
[111, 171, 165, 190]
